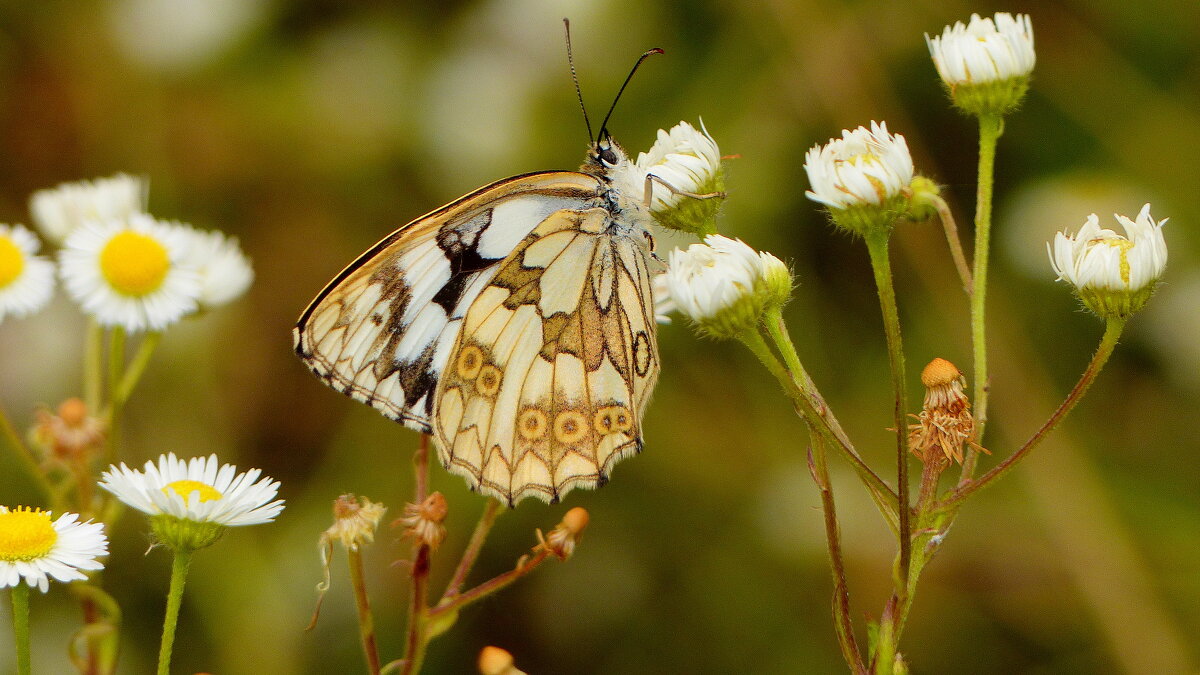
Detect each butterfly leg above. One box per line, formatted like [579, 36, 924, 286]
[642, 173, 726, 209]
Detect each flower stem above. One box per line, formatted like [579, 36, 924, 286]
[348, 548, 382, 675]
[0, 401, 54, 505]
[807, 436, 866, 674]
[105, 327, 125, 467]
[110, 331, 162, 416]
[399, 545, 430, 675]
[442, 499, 503, 600]
[11, 583, 31, 675]
[413, 434, 430, 502]
[749, 315, 899, 527]
[84, 319, 103, 411]
[863, 230, 911, 598]
[157, 548, 193, 675]
[942, 317, 1126, 509]
[430, 550, 551, 619]
[931, 195, 973, 295]
[960, 113, 1004, 484]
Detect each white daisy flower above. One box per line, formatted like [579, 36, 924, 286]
[99, 453, 285, 529]
[0, 224, 55, 323]
[805, 121, 914, 212]
[652, 271, 676, 324]
[58, 214, 202, 332]
[665, 235, 790, 338]
[926, 13, 1035, 87]
[0, 506, 108, 593]
[176, 226, 254, 309]
[613, 120, 726, 234]
[1048, 204, 1167, 318]
[926, 13, 1035, 115]
[30, 174, 148, 244]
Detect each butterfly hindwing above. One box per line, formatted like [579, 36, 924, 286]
[293, 172, 608, 432]
[434, 207, 660, 504]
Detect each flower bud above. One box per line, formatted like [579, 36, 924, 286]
[1048, 204, 1167, 319]
[665, 235, 791, 339]
[926, 13, 1035, 117]
[804, 121, 914, 237]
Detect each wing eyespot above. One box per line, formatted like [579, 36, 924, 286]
[553, 410, 590, 444]
[456, 344, 485, 379]
[475, 364, 503, 397]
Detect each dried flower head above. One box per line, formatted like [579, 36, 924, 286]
[536, 507, 589, 561]
[400, 492, 448, 551]
[323, 494, 386, 552]
[908, 358, 978, 464]
[33, 398, 106, 462]
[478, 646, 528, 675]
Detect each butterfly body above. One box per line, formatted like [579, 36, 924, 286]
[295, 141, 661, 504]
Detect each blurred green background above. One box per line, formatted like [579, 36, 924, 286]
[1, 1, 1198, 673]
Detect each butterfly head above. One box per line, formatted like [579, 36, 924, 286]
[582, 134, 631, 177]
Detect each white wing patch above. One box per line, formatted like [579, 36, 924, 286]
[434, 207, 660, 504]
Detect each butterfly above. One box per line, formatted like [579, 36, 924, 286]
[293, 40, 717, 506]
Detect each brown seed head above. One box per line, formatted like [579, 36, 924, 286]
[921, 357, 961, 388]
[539, 507, 589, 560]
[57, 397, 89, 427]
[478, 646, 526, 675]
[33, 398, 105, 461]
[400, 492, 448, 550]
[909, 358, 979, 464]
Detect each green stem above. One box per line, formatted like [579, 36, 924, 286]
[960, 113, 1003, 484]
[807, 435, 866, 674]
[750, 317, 899, 527]
[109, 331, 162, 415]
[931, 195, 973, 295]
[105, 327, 125, 468]
[11, 583, 31, 675]
[942, 317, 1126, 509]
[157, 548, 193, 675]
[84, 319, 104, 412]
[863, 231, 911, 599]
[442, 499, 503, 600]
[429, 550, 551, 619]
[348, 548, 382, 675]
[0, 402, 54, 505]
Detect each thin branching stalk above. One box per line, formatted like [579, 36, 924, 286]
[0, 402, 54, 505]
[157, 548, 192, 675]
[348, 548, 381, 675]
[442, 499, 503, 600]
[863, 230, 911, 597]
[960, 113, 1004, 484]
[748, 316, 900, 527]
[399, 545, 431, 675]
[931, 195, 973, 294]
[105, 327, 125, 467]
[109, 331, 162, 416]
[941, 317, 1125, 509]
[429, 550, 551, 619]
[413, 434, 430, 502]
[11, 584, 32, 675]
[807, 438, 866, 674]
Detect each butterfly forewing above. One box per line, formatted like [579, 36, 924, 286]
[293, 172, 609, 433]
[434, 207, 659, 504]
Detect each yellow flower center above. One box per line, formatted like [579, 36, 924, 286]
[0, 507, 57, 561]
[99, 231, 170, 296]
[1093, 238, 1135, 285]
[0, 235, 25, 289]
[162, 480, 222, 503]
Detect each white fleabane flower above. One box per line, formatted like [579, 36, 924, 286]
[652, 272, 676, 324]
[1048, 203, 1167, 319]
[100, 453, 284, 550]
[614, 120, 725, 235]
[665, 235, 790, 338]
[177, 226, 254, 309]
[804, 121, 914, 235]
[926, 13, 1035, 115]
[59, 214, 202, 332]
[30, 174, 148, 244]
[0, 224, 55, 323]
[0, 506, 108, 593]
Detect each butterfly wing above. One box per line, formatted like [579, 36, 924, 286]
[293, 172, 607, 432]
[433, 207, 660, 504]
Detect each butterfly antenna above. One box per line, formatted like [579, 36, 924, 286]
[563, 18, 593, 143]
[597, 47, 664, 143]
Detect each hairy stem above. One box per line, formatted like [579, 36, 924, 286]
[863, 231, 911, 602]
[960, 113, 1003, 483]
[931, 195, 973, 295]
[11, 583, 31, 675]
[349, 548, 381, 675]
[442, 499, 503, 600]
[157, 548, 192, 675]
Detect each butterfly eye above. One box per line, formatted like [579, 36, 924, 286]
[599, 147, 618, 166]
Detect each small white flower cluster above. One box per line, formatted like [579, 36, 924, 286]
[926, 13, 1035, 115]
[662, 235, 790, 338]
[1049, 204, 1168, 318]
[614, 121, 725, 235]
[0, 174, 253, 331]
[804, 121, 914, 212]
